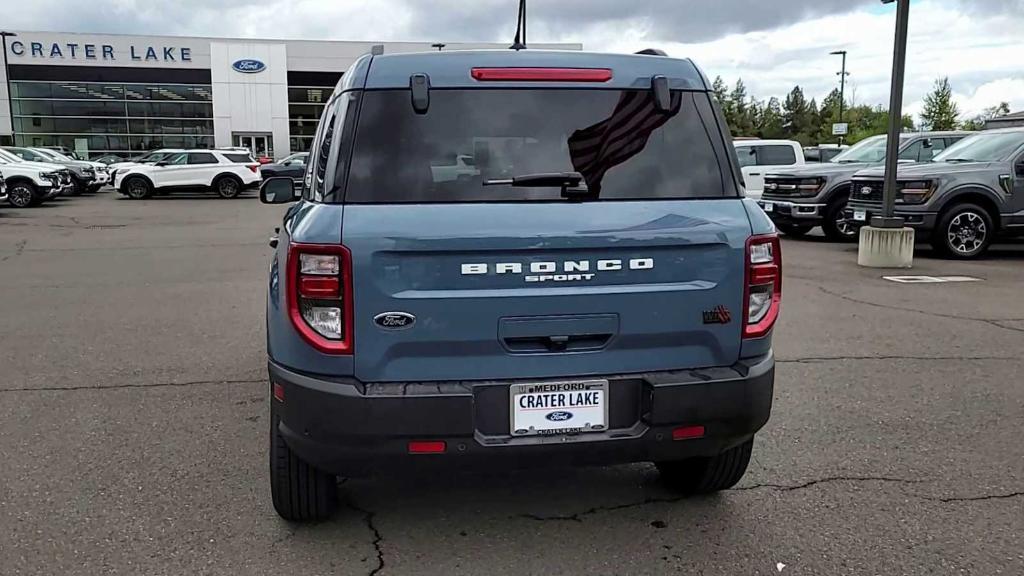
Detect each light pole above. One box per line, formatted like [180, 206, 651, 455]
[830, 50, 849, 145]
[0, 31, 16, 144]
[877, 0, 909, 228]
[431, 43, 446, 52]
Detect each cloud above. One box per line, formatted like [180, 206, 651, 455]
[1, 0, 1021, 120]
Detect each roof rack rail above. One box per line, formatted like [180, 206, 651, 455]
[635, 48, 667, 56]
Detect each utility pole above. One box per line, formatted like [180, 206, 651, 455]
[878, 0, 909, 227]
[0, 31, 16, 144]
[830, 50, 849, 145]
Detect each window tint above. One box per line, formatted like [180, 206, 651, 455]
[755, 145, 797, 165]
[346, 90, 728, 203]
[223, 153, 254, 163]
[735, 146, 756, 168]
[167, 153, 189, 165]
[188, 153, 218, 165]
[899, 140, 923, 161]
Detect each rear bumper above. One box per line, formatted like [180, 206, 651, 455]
[759, 198, 828, 227]
[270, 354, 775, 476]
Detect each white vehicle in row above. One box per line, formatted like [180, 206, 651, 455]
[733, 139, 806, 200]
[31, 148, 111, 192]
[107, 149, 185, 179]
[113, 149, 262, 199]
[0, 151, 74, 207]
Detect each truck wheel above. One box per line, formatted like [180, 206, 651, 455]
[270, 405, 338, 521]
[214, 176, 242, 199]
[656, 439, 753, 494]
[822, 200, 857, 242]
[124, 177, 152, 200]
[7, 181, 39, 208]
[932, 202, 994, 259]
[776, 223, 812, 237]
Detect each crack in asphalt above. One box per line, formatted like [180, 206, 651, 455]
[0, 377, 264, 393]
[0, 239, 27, 262]
[778, 355, 1020, 364]
[518, 476, 923, 522]
[346, 497, 386, 576]
[925, 491, 1024, 503]
[817, 286, 1024, 334]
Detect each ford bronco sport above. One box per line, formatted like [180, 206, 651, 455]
[260, 49, 780, 521]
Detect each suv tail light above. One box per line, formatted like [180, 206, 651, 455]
[246, 164, 260, 173]
[743, 234, 782, 339]
[287, 243, 353, 354]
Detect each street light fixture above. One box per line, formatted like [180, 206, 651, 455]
[0, 31, 16, 144]
[830, 50, 849, 145]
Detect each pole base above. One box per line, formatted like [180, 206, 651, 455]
[857, 226, 915, 268]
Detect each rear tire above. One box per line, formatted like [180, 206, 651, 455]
[7, 181, 39, 208]
[656, 439, 753, 495]
[776, 223, 812, 237]
[822, 199, 857, 242]
[124, 177, 153, 200]
[270, 404, 338, 522]
[67, 177, 84, 197]
[931, 202, 994, 259]
[214, 176, 243, 199]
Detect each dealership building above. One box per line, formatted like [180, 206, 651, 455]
[0, 31, 578, 160]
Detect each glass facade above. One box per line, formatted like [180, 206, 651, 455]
[11, 80, 214, 160]
[288, 86, 333, 153]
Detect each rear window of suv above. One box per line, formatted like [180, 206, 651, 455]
[344, 89, 730, 203]
[223, 153, 254, 163]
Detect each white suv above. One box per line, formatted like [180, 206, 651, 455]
[0, 150, 74, 207]
[114, 149, 261, 199]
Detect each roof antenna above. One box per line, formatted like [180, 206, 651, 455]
[509, 0, 527, 50]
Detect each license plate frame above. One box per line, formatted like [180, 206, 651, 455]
[509, 380, 609, 437]
[854, 210, 867, 222]
[761, 202, 774, 213]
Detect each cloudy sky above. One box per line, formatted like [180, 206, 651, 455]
[4, 0, 1022, 121]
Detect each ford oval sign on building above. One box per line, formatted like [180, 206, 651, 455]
[232, 59, 266, 73]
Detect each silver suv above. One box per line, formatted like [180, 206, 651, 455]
[846, 128, 1024, 258]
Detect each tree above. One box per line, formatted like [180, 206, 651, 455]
[783, 86, 816, 145]
[711, 76, 728, 106]
[960, 101, 1011, 130]
[728, 79, 754, 135]
[759, 97, 785, 139]
[920, 77, 960, 130]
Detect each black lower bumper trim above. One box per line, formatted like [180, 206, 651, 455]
[269, 355, 775, 476]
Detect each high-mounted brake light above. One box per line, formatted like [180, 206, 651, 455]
[287, 243, 353, 354]
[470, 67, 613, 82]
[743, 234, 782, 339]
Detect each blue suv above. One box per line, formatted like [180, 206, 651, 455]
[260, 49, 780, 521]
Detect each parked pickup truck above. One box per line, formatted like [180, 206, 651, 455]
[733, 139, 804, 200]
[0, 153, 73, 208]
[846, 128, 1024, 258]
[759, 131, 971, 241]
[259, 48, 780, 521]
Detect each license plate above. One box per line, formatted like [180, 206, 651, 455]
[761, 202, 774, 213]
[854, 210, 867, 222]
[510, 380, 608, 436]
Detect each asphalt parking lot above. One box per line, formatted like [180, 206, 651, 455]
[1, 190, 1022, 576]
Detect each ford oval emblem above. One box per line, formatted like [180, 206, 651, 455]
[232, 59, 266, 74]
[860, 186, 873, 196]
[545, 411, 573, 422]
[373, 312, 416, 330]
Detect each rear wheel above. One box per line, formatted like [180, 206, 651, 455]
[270, 403, 338, 521]
[7, 181, 39, 208]
[822, 199, 857, 242]
[776, 223, 812, 237]
[214, 176, 242, 199]
[932, 202, 994, 259]
[124, 177, 152, 200]
[656, 439, 753, 495]
[67, 177, 84, 196]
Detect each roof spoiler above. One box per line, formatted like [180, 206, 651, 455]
[635, 48, 667, 56]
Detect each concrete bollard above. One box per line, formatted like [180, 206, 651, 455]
[857, 226, 915, 268]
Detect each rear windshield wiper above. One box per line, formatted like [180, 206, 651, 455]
[483, 172, 595, 199]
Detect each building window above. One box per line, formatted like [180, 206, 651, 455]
[288, 84, 336, 153]
[11, 80, 214, 160]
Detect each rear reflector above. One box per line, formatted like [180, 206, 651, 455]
[471, 67, 613, 82]
[273, 382, 285, 402]
[672, 425, 705, 441]
[408, 441, 447, 454]
[298, 276, 340, 298]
